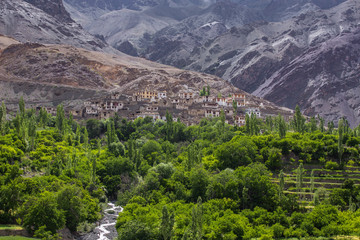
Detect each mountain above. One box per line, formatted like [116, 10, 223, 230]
[63, 0, 214, 53]
[0, 0, 114, 53]
[137, 0, 360, 125]
[0, 36, 292, 122]
[23, 0, 73, 22]
[254, 28, 360, 127]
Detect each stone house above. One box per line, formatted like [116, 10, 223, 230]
[158, 91, 167, 99]
[136, 89, 157, 100]
[234, 115, 246, 126]
[246, 108, 261, 117]
[205, 110, 220, 118]
[111, 92, 121, 100]
[179, 91, 195, 99]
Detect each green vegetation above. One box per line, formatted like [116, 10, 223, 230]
[0, 225, 23, 230]
[0, 237, 39, 240]
[1, 101, 360, 239]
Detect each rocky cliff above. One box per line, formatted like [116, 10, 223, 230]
[23, 0, 73, 22]
[254, 28, 360, 127]
[0, 0, 115, 53]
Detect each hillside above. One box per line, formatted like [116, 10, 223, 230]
[254, 28, 360, 127]
[64, 0, 360, 126]
[0, 36, 292, 125]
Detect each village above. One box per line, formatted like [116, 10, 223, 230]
[41, 88, 264, 127]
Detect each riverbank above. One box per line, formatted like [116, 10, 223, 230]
[80, 203, 123, 240]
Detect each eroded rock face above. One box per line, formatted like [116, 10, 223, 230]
[254, 29, 360, 127]
[0, 0, 114, 53]
[23, 0, 73, 22]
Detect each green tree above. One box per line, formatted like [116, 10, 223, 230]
[250, 113, 259, 135]
[0, 101, 6, 135]
[318, 115, 325, 133]
[107, 119, 117, 147]
[118, 221, 153, 240]
[277, 114, 287, 138]
[190, 168, 209, 201]
[296, 163, 304, 196]
[189, 197, 203, 240]
[310, 116, 317, 132]
[39, 107, 49, 128]
[245, 114, 250, 134]
[310, 170, 315, 199]
[57, 185, 85, 231]
[19, 96, 25, 117]
[165, 110, 174, 141]
[328, 121, 334, 134]
[83, 127, 89, 148]
[215, 137, 257, 169]
[160, 205, 174, 240]
[266, 116, 274, 132]
[56, 104, 66, 134]
[338, 119, 344, 166]
[293, 105, 305, 133]
[22, 191, 65, 234]
[279, 170, 285, 197]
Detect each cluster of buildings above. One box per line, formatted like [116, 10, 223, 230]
[42, 88, 263, 126]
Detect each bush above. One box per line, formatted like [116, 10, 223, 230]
[77, 221, 96, 233]
[109, 142, 125, 156]
[324, 161, 340, 170]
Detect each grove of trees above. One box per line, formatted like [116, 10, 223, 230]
[1, 100, 360, 239]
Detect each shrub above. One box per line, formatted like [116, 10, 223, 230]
[324, 161, 340, 170]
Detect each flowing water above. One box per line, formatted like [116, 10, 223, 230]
[80, 202, 123, 240]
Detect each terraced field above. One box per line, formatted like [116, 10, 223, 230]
[273, 164, 360, 206]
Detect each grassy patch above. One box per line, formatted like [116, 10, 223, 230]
[0, 237, 38, 240]
[0, 225, 23, 230]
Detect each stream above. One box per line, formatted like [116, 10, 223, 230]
[80, 202, 123, 240]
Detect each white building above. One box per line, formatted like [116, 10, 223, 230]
[246, 108, 261, 117]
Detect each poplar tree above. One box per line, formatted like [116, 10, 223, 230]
[165, 111, 173, 141]
[266, 116, 274, 132]
[279, 170, 285, 198]
[19, 96, 25, 117]
[310, 170, 315, 200]
[0, 101, 6, 135]
[338, 119, 344, 166]
[189, 197, 203, 240]
[245, 114, 250, 134]
[293, 105, 305, 133]
[39, 107, 48, 128]
[318, 115, 325, 133]
[83, 127, 89, 149]
[250, 113, 258, 135]
[296, 163, 304, 198]
[310, 116, 317, 132]
[328, 121, 334, 134]
[160, 205, 174, 240]
[277, 114, 286, 138]
[56, 104, 66, 134]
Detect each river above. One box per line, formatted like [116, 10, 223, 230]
[80, 202, 123, 240]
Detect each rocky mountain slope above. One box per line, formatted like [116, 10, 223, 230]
[254, 28, 360, 127]
[63, 0, 360, 126]
[0, 35, 291, 120]
[138, 0, 360, 125]
[0, 0, 114, 53]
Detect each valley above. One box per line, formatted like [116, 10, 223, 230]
[1, 0, 360, 240]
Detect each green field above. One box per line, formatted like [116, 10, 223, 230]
[0, 225, 23, 230]
[0, 237, 38, 240]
